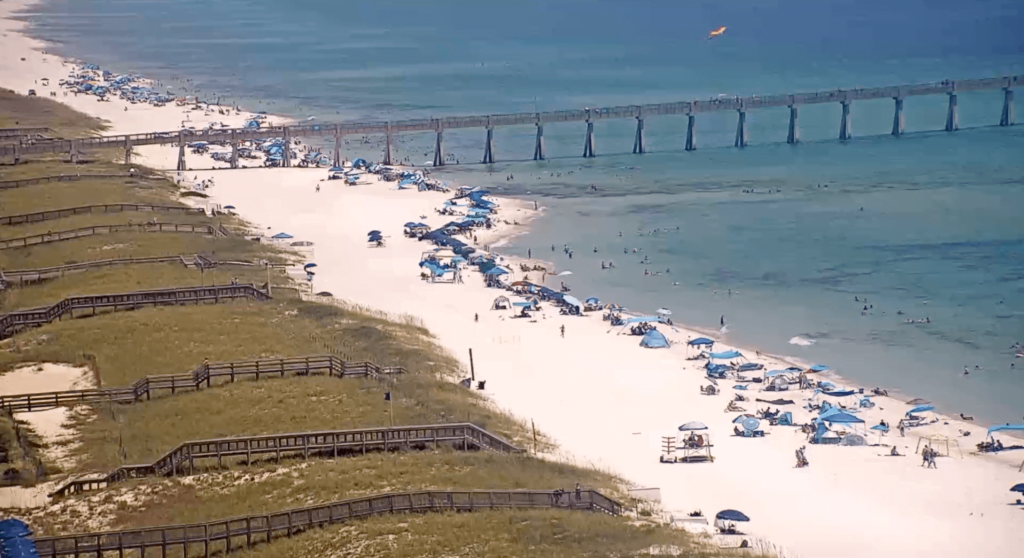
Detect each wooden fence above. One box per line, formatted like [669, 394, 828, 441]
[0, 355, 405, 414]
[0, 173, 133, 191]
[33, 489, 622, 557]
[50, 423, 522, 498]
[0, 254, 258, 286]
[0, 284, 269, 340]
[0, 222, 221, 250]
[0, 204, 205, 226]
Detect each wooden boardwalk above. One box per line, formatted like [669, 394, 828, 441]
[0, 203, 205, 226]
[33, 488, 622, 557]
[0, 354, 404, 414]
[50, 423, 522, 498]
[0, 254, 259, 287]
[0, 222, 227, 250]
[0, 283, 269, 340]
[0, 173, 144, 191]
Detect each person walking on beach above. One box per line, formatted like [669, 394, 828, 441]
[315, 184, 320, 193]
[528, 248, 532, 259]
[560, 325, 565, 338]
[474, 313, 479, 323]
[720, 315, 725, 327]
[898, 422, 906, 437]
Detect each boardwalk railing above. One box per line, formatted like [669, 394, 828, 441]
[0, 355, 405, 414]
[50, 423, 522, 498]
[0, 222, 218, 250]
[0, 173, 140, 191]
[32, 488, 622, 557]
[0, 254, 259, 286]
[0, 284, 269, 340]
[0, 127, 51, 139]
[0, 204, 205, 226]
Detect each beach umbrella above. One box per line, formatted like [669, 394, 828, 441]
[315, 291, 333, 297]
[271, 232, 293, 240]
[870, 424, 890, 432]
[906, 398, 931, 406]
[1011, 483, 1024, 493]
[367, 230, 381, 236]
[404, 222, 419, 228]
[715, 510, 750, 522]
[557, 270, 573, 276]
[304, 263, 317, 269]
[223, 205, 236, 209]
[656, 308, 672, 315]
[678, 421, 708, 431]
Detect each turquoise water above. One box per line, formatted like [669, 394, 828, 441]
[20, 0, 1024, 422]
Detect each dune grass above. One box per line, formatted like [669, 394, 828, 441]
[0, 87, 106, 138]
[0, 91, 762, 558]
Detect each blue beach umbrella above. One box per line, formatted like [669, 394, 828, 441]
[304, 263, 317, 269]
[715, 510, 750, 522]
[1011, 483, 1024, 493]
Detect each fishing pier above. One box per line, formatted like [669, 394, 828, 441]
[2, 75, 1018, 168]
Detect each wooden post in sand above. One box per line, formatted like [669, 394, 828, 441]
[469, 348, 476, 382]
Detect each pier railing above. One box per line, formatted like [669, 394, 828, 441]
[1, 74, 1019, 162]
[32, 489, 621, 557]
[0, 222, 220, 250]
[0, 355, 405, 414]
[50, 423, 522, 498]
[0, 284, 269, 339]
[0, 203, 205, 226]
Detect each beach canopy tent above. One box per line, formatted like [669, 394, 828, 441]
[485, 266, 511, 276]
[492, 296, 510, 310]
[352, 158, 368, 168]
[987, 424, 1024, 438]
[562, 295, 582, 308]
[709, 350, 742, 360]
[271, 232, 293, 240]
[688, 337, 715, 347]
[870, 424, 890, 433]
[820, 411, 864, 424]
[640, 329, 670, 349]
[678, 421, 708, 431]
[809, 364, 830, 372]
[906, 405, 935, 416]
[585, 297, 601, 305]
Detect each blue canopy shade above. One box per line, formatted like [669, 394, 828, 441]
[821, 411, 864, 424]
[303, 263, 317, 269]
[1011, 483, 1024, 493]
[870, 424, 890, 432]
[368, 233, 383, 241]
[404, 222, 420, 228]
[709, 350, 742, 360]
[809, 364, 830, 372]
[687, 337, 714, 346]
[562, 295, 582, 307]
[906, 405, 935, 416]
[640, 329, 670, 349]
[271, 232, 293, 239]
[367, 230, 381, 236]
[716, 509, 750, 522]
[485, 266, 510, 275]
[987, 424, 1024, 437]
[585, 297, 600, 305]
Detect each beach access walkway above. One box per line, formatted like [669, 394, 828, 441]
[0, 354, 404, 414]
[0, 173, 142, 191]
[0, 283, 270, 340]
[32, 488, 622, 558]
[50, 423, 522, 498]
[0, 222, 229, 250]
[0, 254, 263, 287]
[0, 203, 205, 226]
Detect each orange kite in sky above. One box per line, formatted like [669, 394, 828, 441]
[707, 26, 727, 40]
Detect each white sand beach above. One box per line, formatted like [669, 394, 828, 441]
[3, 2, 1024, 556]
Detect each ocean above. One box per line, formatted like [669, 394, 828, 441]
[18, 0, 1024, 422]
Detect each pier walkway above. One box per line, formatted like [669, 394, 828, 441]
[2, 75, 1018, 167]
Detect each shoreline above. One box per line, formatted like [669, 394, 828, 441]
[3, 2, 1024, 557]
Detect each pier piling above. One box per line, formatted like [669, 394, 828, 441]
[383, 123, 393, 166]
[1000, 88, 1014, 126]
[282, 128, 291, 167]
[483, 126, 496, 164]
[230, 131, 238, 169]
[333, 127, 341, 168]
[583, 119, 596, 158]
[945, 93, 959, 132]
[533, 122, 545, 161]
[176, 132, 185, 171]
[124, 138, 133, 165]
[685, 114, 696, 151]
[839, 100, 852, 140]
[787, 105, 799, 144]
[632, 116, 645, 154]
[892, 97, 905, 137]
[734, 110, 747, 148]
[433, 128, 445, 167]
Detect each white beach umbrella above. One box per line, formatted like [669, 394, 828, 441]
[557, 271, 573, 276]
[656, 308, 672, 315]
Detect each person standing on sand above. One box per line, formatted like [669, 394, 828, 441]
[315, 184, 320, 193]
[528, 248, 532, 259]
[474, 313, 479, 323]
[560, 325, 565, 338]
